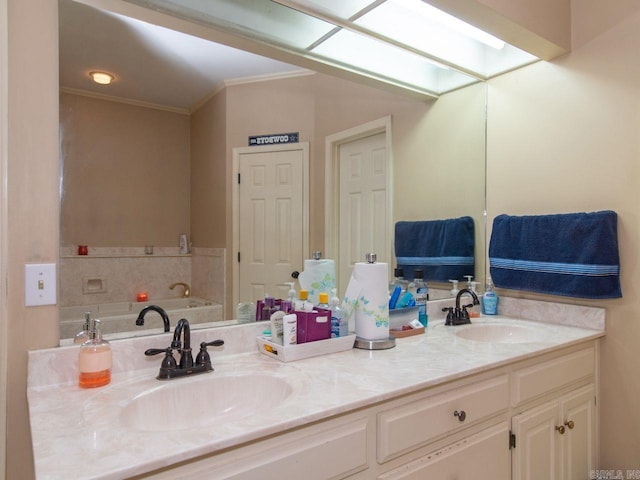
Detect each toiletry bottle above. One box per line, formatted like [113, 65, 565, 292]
[389, 267, 409, 295]
[281, 282, 297, 313]
[78, 319, 112, 388]
[329, 289, 347, 337]
[270, 311, 285, 345]
[261, 295, 277, 320]
[449, 279, 459, 296]
[74, 311, 92, 345]
[411, 269, 429, 327]
[482, 278, 499, 315]
[317, 292, 330, 309]
[296, 289, 311, 311]
[282, 313, 298, 346]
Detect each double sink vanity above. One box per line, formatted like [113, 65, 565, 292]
[28, 297, 605, 479]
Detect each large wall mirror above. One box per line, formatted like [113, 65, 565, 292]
[58, 0, 486, 342]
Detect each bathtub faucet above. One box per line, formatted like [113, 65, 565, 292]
[169, 282, 190, 298]
[136, 305, 171, 332]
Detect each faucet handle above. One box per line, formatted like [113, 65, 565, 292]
[145, 347, 178, 370]
[442, 307, 455, 326]
[195, 340, 224, 367]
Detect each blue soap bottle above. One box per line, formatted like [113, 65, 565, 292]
[482, 278, 499, 315]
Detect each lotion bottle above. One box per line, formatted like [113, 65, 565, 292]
[78, 319, 112, 388]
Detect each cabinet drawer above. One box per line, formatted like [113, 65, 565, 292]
[378, 422, 510, 480]
[377, 375, 509, 463]
[511, 347, 595, 406]
[143, 417, 370, 479]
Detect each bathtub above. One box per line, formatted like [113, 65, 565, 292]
[59, 297, 223, 340]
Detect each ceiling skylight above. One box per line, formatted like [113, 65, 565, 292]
[122, 0, 540, 98]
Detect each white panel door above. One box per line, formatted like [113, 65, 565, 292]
[238, 146, 306, 303]
[338, 132, 388, 294]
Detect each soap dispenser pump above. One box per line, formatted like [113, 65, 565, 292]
[74, 311, 92, 345]
[78, 318, 112, 388]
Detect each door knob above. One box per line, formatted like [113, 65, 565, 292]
[291, 271, 299, 279]
[453, 410, 466, 422]
[555, 425, 565, 434]
[564, 420, 575, 429]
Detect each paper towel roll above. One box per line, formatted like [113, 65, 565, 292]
[298, 259, 336, 305]
[342, 261, 389, 340]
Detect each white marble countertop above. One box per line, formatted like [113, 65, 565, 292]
[28, 299, 605, 480]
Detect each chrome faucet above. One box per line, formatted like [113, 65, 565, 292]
[442, 288, 480, 326]
[169, 282, 190, 298]
[145, 318, 224, 380]
[136, 305, 171, 332]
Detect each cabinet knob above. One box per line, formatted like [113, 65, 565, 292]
[564, 420, 575, 430]
[555, 425, 565, 435]
[453, 410, 466, 422]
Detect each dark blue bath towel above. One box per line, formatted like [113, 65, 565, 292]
[395, 217, 475, 282]
[489, 211, 621, 299]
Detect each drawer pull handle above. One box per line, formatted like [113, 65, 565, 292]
[555, 425, 565, 434]
[564, 420, 575, 430]
[453, 410, 466, 422]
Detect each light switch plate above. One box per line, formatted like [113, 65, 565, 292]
[25, 263, 57, 306]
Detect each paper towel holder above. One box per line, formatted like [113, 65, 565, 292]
[352, 252, 396, 350]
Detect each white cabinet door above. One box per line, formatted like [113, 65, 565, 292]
[559, 384, 596, 480]
[511, 401, 560, 480]
[512, 384, 596, 480]
[379, 422, 510, 480]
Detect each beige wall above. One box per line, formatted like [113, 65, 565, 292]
[5, 1, 640, 479]
[190, 89, 226, 248]
[486, 0, 640, 468]
[60, 92, 190, 247]
[6, 0, 59, 479]
[214, 73, 485, 313]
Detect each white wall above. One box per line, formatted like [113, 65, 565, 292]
[487, 1, 640, 468]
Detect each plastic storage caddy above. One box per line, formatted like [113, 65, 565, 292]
[256, 334, 356, 362]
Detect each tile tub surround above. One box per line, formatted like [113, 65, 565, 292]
[28, 300, 605, 480]
[59, 246, 226, 309]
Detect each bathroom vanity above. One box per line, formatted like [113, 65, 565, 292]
[28, 299, 604, 479]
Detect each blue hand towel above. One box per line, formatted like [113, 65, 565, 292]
[488, 211, 621, 299]
[395, 217, 475, 282]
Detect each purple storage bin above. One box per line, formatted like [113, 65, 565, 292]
[296, 308, 332, 344]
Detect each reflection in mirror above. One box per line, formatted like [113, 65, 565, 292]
[58, 0, 486, 342]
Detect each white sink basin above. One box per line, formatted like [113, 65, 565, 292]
[119, 373, 293, 432]
[454, 323, 546, 344]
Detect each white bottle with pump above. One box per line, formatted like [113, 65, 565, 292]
[281, 282, 297, 313]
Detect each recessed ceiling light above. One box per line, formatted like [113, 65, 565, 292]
[89, 71, 114, 85]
